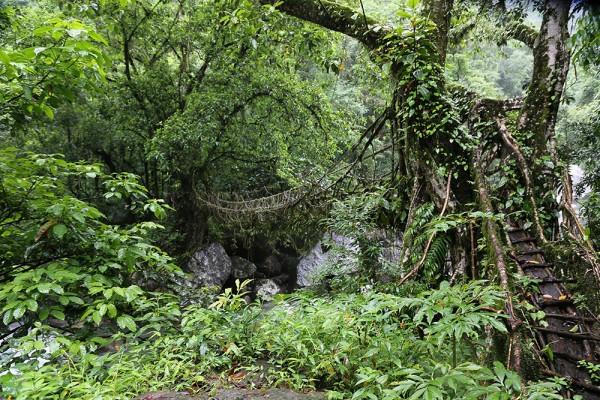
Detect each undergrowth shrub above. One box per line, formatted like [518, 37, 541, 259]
[1, 280, 570, 399]
[0, 149, 179, 332]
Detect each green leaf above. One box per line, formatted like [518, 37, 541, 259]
[52, 224, 68, 239]
[25, 299, 38, 312]
[50, 309, 65, 320]
[107, 303, 117, 318]
[39, 308, 50, 321]
[13, 306, 26, 319]
[2, 311, 12, 325]
[92, 311, 102, 325]
[69, 296, 84, 305]
[37, 283, 52, 294]
[98, 304, 107, 317]
[42, 105, 54, 120]
[117, 314, 137, 332]
[406, 0, 420, 9]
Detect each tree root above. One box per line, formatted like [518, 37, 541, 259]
[399, 173, 451, 285]
[496, 117, 546, 243]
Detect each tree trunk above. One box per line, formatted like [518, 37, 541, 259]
[254, 0, 576, 278]
[519, 0, 571, 158]
[518, 0, 571, 236]
[423, 0, 453, 65]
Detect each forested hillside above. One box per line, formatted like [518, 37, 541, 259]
[1, 0, 600, 399]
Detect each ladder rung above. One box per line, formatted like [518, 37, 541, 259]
[518, 249, 544, 256]
[511, 236, 537, 244]
[541, 369, 600, 394]
[552, 350, 595, 363]
[538, 278, 575, 284]
[539, 298, 574, 307]
[536, 327, 600, 342]
[543, 313, 598, 323]
[522, 262, 552, 269]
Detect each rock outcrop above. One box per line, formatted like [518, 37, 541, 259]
[255, 279, 283, 300]
[296, 233, 359, 287]
[296, 241, 328, 287]
[259, 255, 283, 276]
[296, 231, 402, 287]
[186, 243, 232, 289]
[231, 256, 257, 280]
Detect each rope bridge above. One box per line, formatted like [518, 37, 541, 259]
[195, 185, 317, 217]
[194, 108, 391, 219]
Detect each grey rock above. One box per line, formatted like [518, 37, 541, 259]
[325, 232, 360, 269]
[255, 279, 282, 300]
[296, 241, 327, 287]
[259, 255, 282, 276]
[296, 232, 359, 287]
[231, 256, 257, 280]
[379, 235, 402, 265]
[187, 243, 232, 289]
[271, 273, 290, 286]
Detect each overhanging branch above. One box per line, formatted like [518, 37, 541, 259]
[504, 21, 537, 48]
[258, 0, 388, 48]
[476, 1, 537, 48]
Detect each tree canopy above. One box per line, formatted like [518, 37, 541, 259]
[1, 0, 600, 399]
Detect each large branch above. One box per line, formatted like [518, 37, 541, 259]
[504, 21, 537, 48]
[479, 1, 537, 48]
[258, 0, 388, 48]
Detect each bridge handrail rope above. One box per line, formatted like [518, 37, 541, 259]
[193, 107, 391, 216]
[195, 185, 312, 214]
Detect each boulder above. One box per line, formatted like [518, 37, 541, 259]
[255, 279, 283, 301]
[296, 241, 328, 287]
[259, 255, 282, 276]
[296, 233, 359, 287]
[187, 243, 232, 289]
[231, 256, 257, 280]
[379, 235, 402, 265]
[279, 253, 300, 274]
[325, 232, 360, 268]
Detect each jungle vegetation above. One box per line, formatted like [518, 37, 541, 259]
[1, 0, 600, 399]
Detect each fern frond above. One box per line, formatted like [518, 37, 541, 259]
[423, 235, 450, 279]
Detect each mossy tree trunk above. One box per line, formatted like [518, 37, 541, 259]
[257, 0, 576, 270]
[517, 0, 572, 238]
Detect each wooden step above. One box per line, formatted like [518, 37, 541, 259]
[510, 224, 600, 398]
[521, 262, 553, 269]
[536, 327, 600, 342]
[539, 298, 575, 307]
[511, 236, 537, 244]
[542, 369, 600, 394]
[538, 278, 576, 284]
[543, 313, 598, 323]
[518, 249, 545, 256]
[553, 350, 596, 363]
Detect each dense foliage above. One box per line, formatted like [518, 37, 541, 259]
[1, 0, 599, 398]
[0, 281, 571, 399]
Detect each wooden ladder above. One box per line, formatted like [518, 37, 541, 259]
[508, 226, 600, 399]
